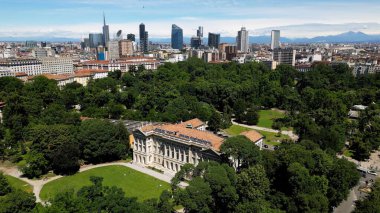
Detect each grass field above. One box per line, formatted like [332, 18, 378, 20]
[257, 110, 286, 129]
[40, 165, 170, 201]
[224, 125, 290, 145]
[5, 175, 33, 193]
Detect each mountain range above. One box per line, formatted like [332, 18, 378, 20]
[1, 31, 379, 43]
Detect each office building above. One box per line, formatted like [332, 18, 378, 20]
[236, 27, 249, 53]
[139, 23, 149, 53]
[40, 57, 74, 75]
[89, 33, 104, 48]
[119, 40, 134, 57]
[25, 41, 38, 48]
[108, 41, 120, 60]
[171, 24, 183, 50]
[127, 34, 136, 42]
[208, 33, 220, 49]
[272, 48, 296, 66]
[197, 26, 203, 38]
[271, 30, 280, 50]
[191, 37, 202, 49]
[102, 14, 110, 47]
[82, 57, 160, 72]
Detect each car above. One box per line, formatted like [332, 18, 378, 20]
[273, 146, 279, 150]
[264, 145, 269, 149]
[367, 170, 378, 176]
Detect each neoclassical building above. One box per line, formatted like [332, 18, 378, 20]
[132, 119, 263, 173]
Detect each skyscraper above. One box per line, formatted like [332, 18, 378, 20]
[236, 27, 249, 53]
[102, 13, 110, 48]
[272, 48, 296, 66]
[271, 30, 280, 50]
[197, 26, 203, 38]
[171, 24, 183, 50]
[208, 33, 220, 49]
[139, 23, 148, 53]
[89, 33, 103, 48]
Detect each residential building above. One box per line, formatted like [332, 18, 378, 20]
[171, 24, 183, 50]
[81, 57, 160, 72]
[74, 69, 109, 86]
[353, 64, 380, 76]
[25, 41, 38, 48]
[29, 74, 75, 88]
[271, 30, 280, 50]
[32, 48, 48, 58]
[40, 57, 74, 75]
[237, 27, 249, 53]
[102, 14, 110, 47]
[0, 58, 42, 76]
[208, 33, 220, 49]
[107, 41, 120, 60]
[273, 48, 296, 66]
[119, 40, 134, 57]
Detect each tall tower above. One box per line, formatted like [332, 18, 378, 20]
[237, 27, 249, 53]
[139, 23, 148, 53]
[102, 13, 110, 48]
[271, 30, 280, 50]
[171, 24, 183, 50]
[208, 33, 220, 49]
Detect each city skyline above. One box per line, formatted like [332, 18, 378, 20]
[0, 0, 380, 39]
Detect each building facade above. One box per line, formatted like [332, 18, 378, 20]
[127, 34, 136, 42]
[40, 57, 74, 75]
[119, 40, 134, 57]
[82, 57, 160, 72]
[107, 41, 120, 60]
[89, 33, 104, 48]
[273, 48, 296, 66]
[237, 27, 249, 53]
[208, 33, 220, 49]
[171, 24, 183, 50]
[102, 14, 110, 47]
[271, 30, 280, 50]
[133, 119, 223, 173]
[139, 23, 149, 53]
[0, 58, 42, 76]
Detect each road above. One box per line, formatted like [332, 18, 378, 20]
[334, 173, 377, 213]
[232, 121, 299, 141]
[0, 161, 185, 203]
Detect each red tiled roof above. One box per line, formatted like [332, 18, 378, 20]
[240, 130, 263, 143]
[182, 118, 205, 128]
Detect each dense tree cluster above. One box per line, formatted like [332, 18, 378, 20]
[354, 180, 380, 212]
[171, 138, 360, 213]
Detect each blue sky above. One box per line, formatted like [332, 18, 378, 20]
[1, 0, 380, 38]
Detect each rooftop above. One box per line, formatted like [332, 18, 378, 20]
[240, 130, 264, 143]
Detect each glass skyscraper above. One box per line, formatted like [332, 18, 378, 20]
[139, 23, 148, 53]
[171, 24, 183, 50]
[271, 30, 280, 50]
[208, 33, 220, 49]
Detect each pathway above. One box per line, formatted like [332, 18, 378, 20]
[232, 121, 299, 141]
[0, 161, 182, 203]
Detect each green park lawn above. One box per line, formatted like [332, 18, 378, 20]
[5, 175, 33, 193]
[225, 125, 290, 145]
[257, 109, 286, 129]
[40, 165, 170, 201]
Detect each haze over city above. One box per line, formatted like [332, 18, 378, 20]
[1, 0, 380, 38]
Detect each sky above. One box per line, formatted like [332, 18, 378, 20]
[1, 0, 380, 39]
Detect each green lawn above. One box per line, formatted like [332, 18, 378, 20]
[224, 125, 290, 145]
[40, 165, 170, 201]
[257, 110, 286, 129]
[5, 175, 33, 193]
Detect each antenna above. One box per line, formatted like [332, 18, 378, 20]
[103, 12, 106, 26]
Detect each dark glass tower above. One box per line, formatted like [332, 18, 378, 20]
[139, 23, 148, 52]
[127, 34, 136, 42]
[171, 24, 183, 50]
[208, 33, 220, 49]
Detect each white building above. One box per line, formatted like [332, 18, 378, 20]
[40, 57, 74, 75]
[237, 27, 249, 53]
[82, 57, 160, 72]
[271, 30, 280, 49]
[107, 41, 120, 60]
[0, 59, 43, 76]
[74, 69, 109, 86]
[272, 48, 296, 66]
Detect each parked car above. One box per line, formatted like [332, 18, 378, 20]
[264, 145, 269, 149]
[367, 170, 378, 176]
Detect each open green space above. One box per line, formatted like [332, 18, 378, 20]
[224, 125, 290, 145]
[257, 110, 286, 129]
[40, 165, 170, 201]
[5, 175, 33, 193]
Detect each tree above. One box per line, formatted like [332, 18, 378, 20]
[175, 177, 213, 213]
[21, 151, 49, 178]
[78, 119, 129, 164]
[221, 136, 262, 170]
[50, 135, 80, 175]
[208, 110, 222, 132]
[237, 165, 270, 202]
[0, 172, 11, 196]
[354, 180, 380, 213]
[0, 189, 36, 213]
[233, 99, 246, 122]
[245, 107, 259, 125]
